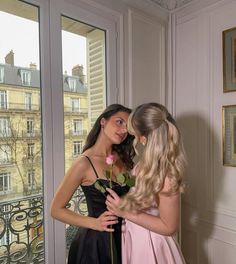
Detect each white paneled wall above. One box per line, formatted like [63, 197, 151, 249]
[126, 8, 166, 107]
[173, 0, 236, 263]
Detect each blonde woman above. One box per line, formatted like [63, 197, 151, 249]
[106, 102, 186, 264]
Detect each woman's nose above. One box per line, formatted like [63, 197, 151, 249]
[121, 126, 127, 133]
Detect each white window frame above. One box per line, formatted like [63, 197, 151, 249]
[27, 143, 35, 158]
[0, 66, 4, 83]
[72, 119, 82, 135]
[71, 98, 80, 112]
[0, 145, 11, 164]
[73, 141, 82, 156]
[0, 90, 7, 109]
[0, 172, 11, 193]
[27, 118, 34, 135]
[0, 232, 12, 246]
[21, 70, 31, 86]
[68, 77, 77, 92]
[49, 3, 118, 262]
[25, 92, 32, 110]
[0, 117, 10, 137]
[12, 0, 120, 262]
[27, 169, 36, 188]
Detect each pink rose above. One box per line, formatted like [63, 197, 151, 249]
[106, 154, 115, 165]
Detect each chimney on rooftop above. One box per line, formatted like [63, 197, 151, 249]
[5, 50, 14, 66]
[30, 62, 37, 70]
[72, 64, 85, 84]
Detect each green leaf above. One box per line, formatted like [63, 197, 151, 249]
[116, 173, 126, 184]
[126, 177, 135, 188]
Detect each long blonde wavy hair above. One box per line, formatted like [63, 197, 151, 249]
[120, 103, 187, 211]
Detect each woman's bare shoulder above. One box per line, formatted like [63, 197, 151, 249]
[65, 155, 91, 180]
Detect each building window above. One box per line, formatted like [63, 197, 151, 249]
[0, 145, 11, 164]
[27, 143, 34, 158]
[27, 119, 34, 135]
[73, 119, 82, 135]
[71, 98, 80, 112]
[21, 70, 31, 86]
[0, 118, 10, 137]
[0, 173, 11, 193]
[28, 169, 35, 188]
[73, 141, 82, 156]
[0, 67, 4, 83]
[0, 233, 12, 246]
[0, 90, 7, 109]
[68, 78, 77, 92]
[25, 93, 32, 110]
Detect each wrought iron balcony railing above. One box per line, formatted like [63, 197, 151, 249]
[0, 103, 40, 112]
[68, 129, 87, 137]
[63, 107, 88, 115]
[0, 195, 44, 264]
[0, 188, 87, 263]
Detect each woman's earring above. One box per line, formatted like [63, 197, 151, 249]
[141, 141, 145, 146]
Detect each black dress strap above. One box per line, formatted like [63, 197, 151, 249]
[82, 155, 99, 179]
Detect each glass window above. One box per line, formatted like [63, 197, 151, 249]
[73, 119, 82, 135]
[21, 70, 31, 86]
[27, 118, 34, 134]
[0, 1, 44, 261]
[68, 77, 77, 92]
[61, 16, 106, 257]
[27, 143, 35, 158]
[27, 169, 35, 188]
[0, 90, 7, 109]
[71, 98, 80, 112]
[25, 92, 32, 110]
[0, 66, 4, 82]
[0, 117, 10, 137]
[73, 141, 83, 156]
[0, 172, 11, 193]
[0, 145, 11, 164]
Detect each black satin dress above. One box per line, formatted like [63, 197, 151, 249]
[67, 156, 129, 264]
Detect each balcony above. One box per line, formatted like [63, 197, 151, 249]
[63, 107, 88, 116]
[0, 188, 87, 263]
[21, 130, 41, 138]
[0, 103, 40, 112]
[0, 195, 44, 263]
[68, 129, 87, 138]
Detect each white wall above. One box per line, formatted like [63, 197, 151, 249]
[173, 0, 236, 263]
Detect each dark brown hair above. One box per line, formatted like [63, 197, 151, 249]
[83, 104, 135, 170]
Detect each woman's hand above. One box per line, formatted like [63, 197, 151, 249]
[105, 188, 124, 218]
[95, 211, 118, 232]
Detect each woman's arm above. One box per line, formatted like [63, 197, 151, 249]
[51, 156, 118, 232]
[106, 177, 179, 236]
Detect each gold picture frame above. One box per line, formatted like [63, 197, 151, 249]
[223, 27, 236, 92]
[222, 105, 236, 166]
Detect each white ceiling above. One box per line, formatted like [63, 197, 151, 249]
[149, 0, 195, 10]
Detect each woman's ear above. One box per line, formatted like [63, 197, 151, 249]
[140, 136, 147, 146]
[100, 118, 106, 128]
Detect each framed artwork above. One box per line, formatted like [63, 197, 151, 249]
[222, 105, 236, 166]
[223, 27, 236, 92]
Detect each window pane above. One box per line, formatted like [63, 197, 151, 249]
[61, 16, 106, 260]
[0, 1, 44, 263]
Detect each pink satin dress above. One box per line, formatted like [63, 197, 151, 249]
[122, 168, 186, 264]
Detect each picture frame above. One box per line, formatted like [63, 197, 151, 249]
[222, 105, 236, 166]
[223, 27, 236, 92]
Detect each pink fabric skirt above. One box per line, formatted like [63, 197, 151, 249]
[122, 217, 186, 264]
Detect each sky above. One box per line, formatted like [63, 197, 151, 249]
[0, 11, 86, 75]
